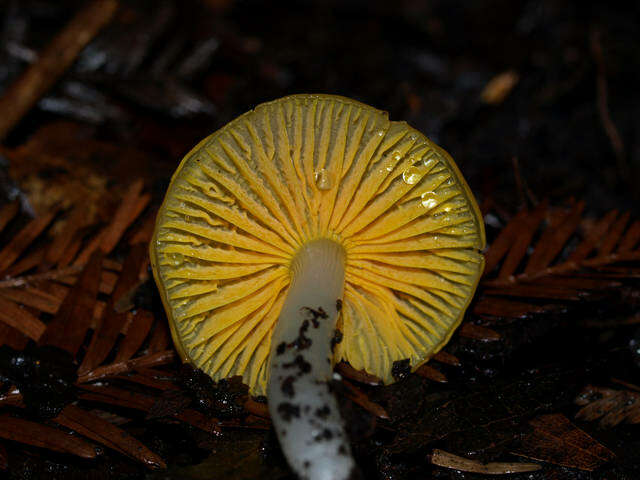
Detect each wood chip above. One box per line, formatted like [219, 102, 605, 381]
[480, 70, 520, 105]
[38, 250, 103, 354]
[56, 404, 166, 469]
[0, 414, 99, 459]
[431, 448, 540, 474]
[514, 413, 615, 471]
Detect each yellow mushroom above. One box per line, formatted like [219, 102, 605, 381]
[150, 94, 486, 479]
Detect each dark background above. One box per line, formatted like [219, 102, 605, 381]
[1, 1, 639, 479]
[2, 0, 638, 214]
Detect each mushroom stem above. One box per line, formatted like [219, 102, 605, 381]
[267, 239, 355, 480]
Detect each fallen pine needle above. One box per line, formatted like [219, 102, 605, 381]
[430, 449, 541, 475]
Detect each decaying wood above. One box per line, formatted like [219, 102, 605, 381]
[0, 0, 120, 140]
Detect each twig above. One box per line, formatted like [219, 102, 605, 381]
[0, 0, 119, 141]
[77, 350, 176, 384]
[0, 265, 82, 288]
[511, 156, 538, 209]
[430, 449, 540, 474]
[590, 30, 629, 182]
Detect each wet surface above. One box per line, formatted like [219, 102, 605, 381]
[0, 344, 77, 418]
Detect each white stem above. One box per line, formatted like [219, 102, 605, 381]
[267, 239, 355, 480]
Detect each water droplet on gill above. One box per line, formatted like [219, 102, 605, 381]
[409, 133, 418, 141]
[421, 191, 438, 210]
[314, 169, 333, 190]
[402, 167, 421, 185]
[167, 252, 184, 266]
[376, 129, 385, 137]
[422, 157, 438, 169]
[392, 151, 402, 162]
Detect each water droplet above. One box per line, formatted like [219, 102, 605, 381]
[314, 169, 334, 190]
[167, 252, 184, 266]
[422, 157, 438, 169]
[409, 133, 418, 141]
[402, 167, 421, 185]
[421, 191, 438, 209]
[377, 130, 385, 137]
[385, 163, 394, 172]
[392, 151, 402, 161]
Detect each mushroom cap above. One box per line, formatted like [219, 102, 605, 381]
[150, 94, 486, 395]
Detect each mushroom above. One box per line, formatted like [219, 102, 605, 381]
[150, 94, 485, 479]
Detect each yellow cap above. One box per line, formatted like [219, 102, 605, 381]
[150, 94, 486, 395]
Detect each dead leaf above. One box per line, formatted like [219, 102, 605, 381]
[513, 413, 615, 471]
